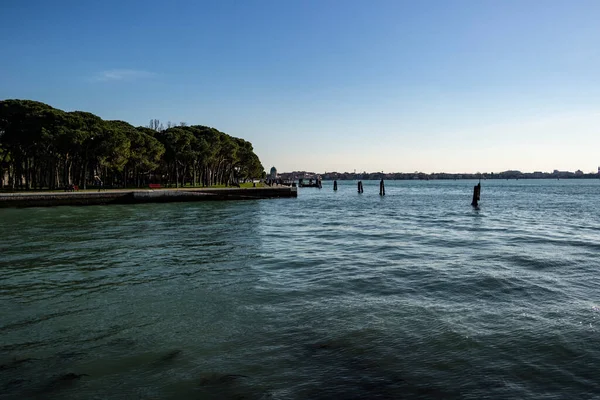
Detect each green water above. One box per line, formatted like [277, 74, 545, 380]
[1, 180, 600, 399]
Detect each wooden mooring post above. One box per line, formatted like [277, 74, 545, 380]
[357, 181, 364, 193]
[333, 180, 338, 191]
[471, 182, 481, 207]
[379, 179, 385, 196]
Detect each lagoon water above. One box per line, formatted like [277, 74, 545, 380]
[1, 179, 600, 399]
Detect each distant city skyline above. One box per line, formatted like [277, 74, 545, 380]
[1, 0, 599, 173]
[277, 168, 599, 176]
[275, 169, 600, 183]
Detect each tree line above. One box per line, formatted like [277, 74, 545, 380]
[0, 99, 265, 190]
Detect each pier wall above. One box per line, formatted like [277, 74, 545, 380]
[0, 187, 297, 208]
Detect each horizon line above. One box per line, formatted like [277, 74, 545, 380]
[277, 169, 599, 175]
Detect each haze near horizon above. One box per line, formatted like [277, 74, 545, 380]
[1, 0, 599, 174]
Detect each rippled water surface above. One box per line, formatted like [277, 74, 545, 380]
[1, 180, 600, 399]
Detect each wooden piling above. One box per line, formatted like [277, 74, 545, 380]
[471, 182, 481, 207]
[379, 179, 385, 196]
[333, 180, 338, 191]
[357, 181, 363, 193]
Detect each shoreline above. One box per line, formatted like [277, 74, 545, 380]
[0, 187, 297, 208]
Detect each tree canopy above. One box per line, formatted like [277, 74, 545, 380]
[0, 99, 264, 189]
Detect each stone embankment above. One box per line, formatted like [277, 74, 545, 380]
[0, 187, 297, 208]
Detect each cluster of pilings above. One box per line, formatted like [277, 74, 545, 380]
[356, 180, 384, 195]
[331, 179, 481, 206]
[357, 181, 364, 193]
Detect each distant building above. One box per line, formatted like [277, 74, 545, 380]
[575, 170, 584, 176]
[269, 166, 277, 179]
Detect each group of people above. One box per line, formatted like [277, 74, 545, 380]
[62, 176, 103, 192]
[265, 178, 284, 186]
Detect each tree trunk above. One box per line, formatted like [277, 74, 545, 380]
[25, 157, 31, 190]
[82, 159, 88, 189]
[193, 164, 197, 187]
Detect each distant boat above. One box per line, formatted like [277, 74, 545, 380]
[298, 178, 322, 188]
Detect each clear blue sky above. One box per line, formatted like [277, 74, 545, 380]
[1, 0, 599, 173]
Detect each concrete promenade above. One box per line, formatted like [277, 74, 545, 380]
[0, 186, 297, 208]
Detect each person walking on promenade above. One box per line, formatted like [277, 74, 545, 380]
[94, 175, 103, 192]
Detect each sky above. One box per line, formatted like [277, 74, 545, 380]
[1, 0, 599, 173]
